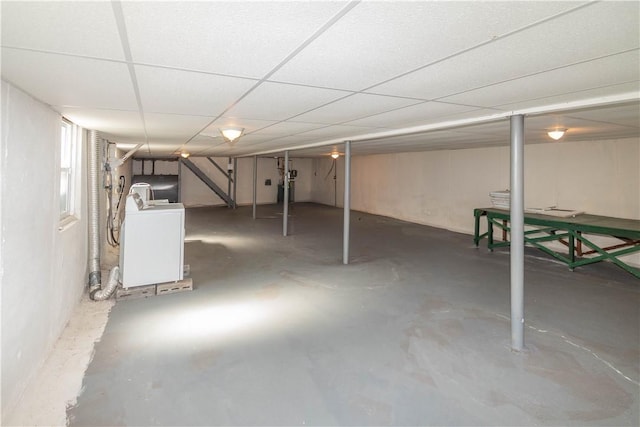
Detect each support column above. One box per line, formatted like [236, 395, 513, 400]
[343, 141, 351, 265]
[227, 157, 232, 208]
[177, 158, 182, 203]
[252, 155, 257, 220]
[510, 115, 525, 351]
[233, 157, 238, 209]
[283, 151, 289, 236]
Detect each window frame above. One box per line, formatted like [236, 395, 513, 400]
[59, 118, 77, 221]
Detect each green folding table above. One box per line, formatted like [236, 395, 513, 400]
[474, 207, 640, 279]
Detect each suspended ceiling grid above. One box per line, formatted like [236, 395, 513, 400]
[1, 1, 638, 158]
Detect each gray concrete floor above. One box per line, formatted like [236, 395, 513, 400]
[68, 203, 639, 426]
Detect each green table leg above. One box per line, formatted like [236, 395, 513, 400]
[487, 215, 494, 251]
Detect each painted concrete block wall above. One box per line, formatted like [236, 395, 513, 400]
[1, 81, 88, 420]
[311, 138, 639, 266]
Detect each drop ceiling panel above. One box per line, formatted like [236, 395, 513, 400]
[234, 135, 323, 156]
[247, 121, 327, 136]
[1, 2, 638, 158]
[495, 81, 640, 112]
[122, 1, 349, 77]
[224, 82, 348, 121]
[135, 65, 256, 116]
[440, 51, 640, 108]
[271, 1, 583, 91]
[144, 114, 214, 140]
[524, 113, 640, 142]
[1, 2, 124, 60]
[1, 48, 137, 110]
[344, 102, 483, 128]
[183, 136, 227, 150]
[297, 124, 379, 139]
[564, 102, 640, 128]
[57, 108, 144, 137]
[201, 118, 280, 138]
[293, 94, 421, 124]
[371, 1, 639, 100]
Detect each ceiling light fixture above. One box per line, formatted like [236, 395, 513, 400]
[220, 127, 244, 144]
[547, 128, 567, 140]
[180, 152, 190, 158]
[331, 152, 340, 159]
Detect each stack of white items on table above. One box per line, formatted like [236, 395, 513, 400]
[524, 206, 583, 218]
[489, 190, 510, 209]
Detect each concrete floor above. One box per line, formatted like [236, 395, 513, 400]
[67, 203, 638, 426]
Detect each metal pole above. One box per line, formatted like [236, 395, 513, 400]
[227, 157, 232, 208]
[343, 141, 351, 265]
[233, 157, 238, 209]
[252, 155, 257, 220]
[510, 115, 525, 351]
[283, 151, 289, 236]
[178, 158, 182, 203]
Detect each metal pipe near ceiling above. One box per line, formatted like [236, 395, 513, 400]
[510, 115, 525, 352]
[283, 151, 289, 236]
[249, 92, 638, 158]
[343, 141, 351, 265]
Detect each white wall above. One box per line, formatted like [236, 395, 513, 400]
[312, 138, 640, 265]
[133, 156, 313, 207]
[1, 81, 89, 420]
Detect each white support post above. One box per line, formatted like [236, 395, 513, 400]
[343, 141, 351, 265]
[510, 115, 525, 352]
[283, 151, 289, 237]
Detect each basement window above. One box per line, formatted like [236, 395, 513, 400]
[59, 119, 78, 221]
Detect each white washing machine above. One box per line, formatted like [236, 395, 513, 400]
[120, 194, 185, 288]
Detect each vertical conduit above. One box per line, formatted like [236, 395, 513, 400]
[88, 129, 101, 287]
[343, 141, 351, 265]
[510, 115, 525, 351]
[283, 151, 289, 236]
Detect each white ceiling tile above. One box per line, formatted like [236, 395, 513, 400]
[144, 113, 214, 140]
[564, 102, 640, 128]
[494, 81, 640, 113]
[233, 135, 325, 155]
[122, 1, 349, 77]
[1, 48, 137, 110]
[57, 108, 144, 137]
[440, 51, 640, 108]
[135, 65, 256, 116]
[224, 82, 348, 121]
[297, 124, 376, 139]
[343, 102, 481, 128]
[201, 118, 280, 138]
[2, 1, 637, 157]
[372, 1, 639, 100]
[270, 1, 587, 90]
[397, 108, 504, 130]
[249, 121, 327, 136]
[293, 94, 420, 124]
[1, 2, 124, 60]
